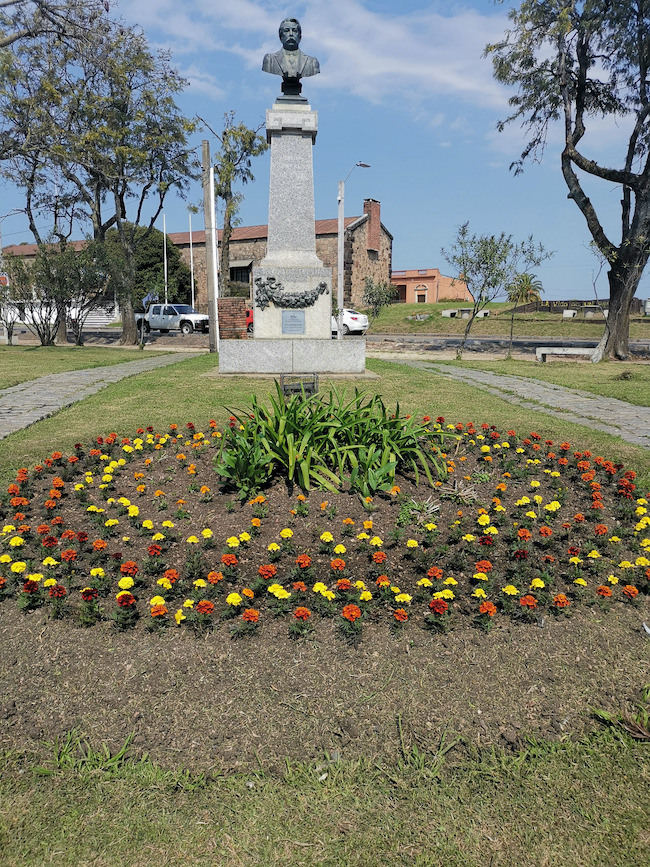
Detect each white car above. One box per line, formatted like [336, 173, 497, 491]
[331, 308, 369, 335]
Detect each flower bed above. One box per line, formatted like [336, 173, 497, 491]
[1, 418, 649, 642]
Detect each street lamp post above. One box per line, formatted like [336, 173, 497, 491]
[337, 162, 370, 340]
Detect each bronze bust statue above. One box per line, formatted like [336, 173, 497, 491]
[262, 17, 320, 96]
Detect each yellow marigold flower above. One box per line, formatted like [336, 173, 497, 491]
[369, 536, 383, 547]
[356, 532, 369, 541]
[142, 519, 154, 530]
[472, 587, 487, 599]
[636, 556, 650, 567]
[609, 536, 621, 543]
[443, 577, 458, 586]
[360, 591, 373, 602]
[618, 560, 634, 569]
[175, 610, 186, 625]
[530, 578, 545, 589]
[90, 567, 105, 578]
[162, 520, 175, 528]
[8, 536, 24, 547]
[530, 480, 541, 488]
[417, 577, 433, 587]
[395, 593, 412, 604]
[354, 581, 367, 590]
[434, 589, 455, 600]
[334, 544, 347, 555]
[462, 534, 476, 542]
[239, 532, 251, 542]
[533, 495, 543, 504]
[127, 505, 139, 518]
[201, 528, 213, 539]
[573, 578, 588, 587]
[226, 536, 240, 548]
[0, 553, 11, 564]
[186, 535, 199, 545]
[477, 514, 490, 526]
[406, 539, 418, 548]
[193, 579, 207, 588]
[41, 557, 58, 567]
[544, 501, 561, 512]
[268, 542, 280, 552]
[313, 582, 328, 594]
[118, 576, 134, 590]
[322, 589, 335, 600]
[105, 518, 119, 527]
[152, 533, 165, 543]
[320, 532, 333, 543]
[74, 483, 85, 492]
[274, 588, 291, 600]
[473, 572, 488, 581]
[183, 599, 195, 608]
[569, 556, 583, 565]
[636, 506, 648, 516]
[525, 511, 537, 519]
[607, 574, 619, 585]
[149, 595, 166, 606]
[550, 471, 561, 478]
[157, 578, 172, 590]
[390, 586, 401, 594]
[280, 528, 293, 539]
[28, 573, 43, 582]
[516, 497, 531, 507]
[587, 550, 601, 559]
[226, 593, 242, 606]
[502, 585, 519, 596]
[268, 583, 283, 594]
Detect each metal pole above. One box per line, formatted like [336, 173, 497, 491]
[337, 180, 344, 340]
[189, 212, 195, 310]
[209, 166, 220, 354]
[202, 140, 218, 353]
[163, 213, 168, 305]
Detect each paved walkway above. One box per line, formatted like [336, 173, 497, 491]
[0, 354, 197, 440]
[392, 359, 650, 450]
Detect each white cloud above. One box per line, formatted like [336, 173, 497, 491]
[179, 66, 227, 101]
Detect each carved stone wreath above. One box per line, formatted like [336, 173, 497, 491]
[254, 276, 329, 310]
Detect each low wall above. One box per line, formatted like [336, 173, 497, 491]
[218, 338, 366, 374]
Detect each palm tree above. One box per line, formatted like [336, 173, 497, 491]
[505, 273, 543, 357]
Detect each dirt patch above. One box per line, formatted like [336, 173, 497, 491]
[1, 421, 649, 772]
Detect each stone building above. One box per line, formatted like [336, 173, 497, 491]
[169, 198, 392, 311]
[390, 268, 471, 304]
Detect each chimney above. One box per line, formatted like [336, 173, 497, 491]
[363, 199, 381, 253]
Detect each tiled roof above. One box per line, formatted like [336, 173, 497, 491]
[168, 216, 363, 246]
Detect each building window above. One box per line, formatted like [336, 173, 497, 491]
[230, 266, 251, 284]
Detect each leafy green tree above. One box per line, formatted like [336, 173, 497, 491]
[505, 272, 544, 357]
[441, 222, 551, 359]
[0, 17, 199, 344]
[486, 0, 650, 361]
[0, 0, 108, 50]
[362, 276, 398, 324]
[202, 112, 268, 296]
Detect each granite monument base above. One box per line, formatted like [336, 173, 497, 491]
[218, 338, 366, 374]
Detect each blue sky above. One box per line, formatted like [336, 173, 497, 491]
[2, 0, 647, 302]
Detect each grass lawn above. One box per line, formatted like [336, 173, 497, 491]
[0, 347, 649, 867]
[367, 301, 650, 340]
[0, 345, 171, 389]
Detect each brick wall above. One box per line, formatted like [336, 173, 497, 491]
[217, 297, 248, 339]
[348, 219, 393, 308]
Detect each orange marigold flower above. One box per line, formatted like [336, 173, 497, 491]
[539, 526, 553, 537]
[336, 578, 352, 591]
[594, 524, 608, 536]
[195, 599, 214, 615]
[120, 560, 139, 577]
[519, 595, 537, 609]
[330, 558, 346, 571]
[430, 598, 449, 615]
[51, 476, 65, 488]
[393, 608, 408, 622]
[221, 553, 238, 567]
[517, 528, 532, 541]
[479, 600, 496, 617]
[597, 585, 612, 597]
[475, 559, 493, 573]
[294, 606, 311, 620]
[622, 585, 639, 600]
[341, 603, 362, 622]
[574, 513, 585, 523]
[427, 566, 444, 580]
[251, 517, 261, 528]
[295, 554, 312, 569]
[150, 604, 168, 618]
[207, 571, 223, 584]
[258, 564, 277, 580]
[242, 608, 260, 623]
[292, 581, 307, 592]
[44, 500, 58, 510]
[242, 588, 254, 599]
[61, 549, 77, 562]
[343, 517, 355, 525]
[372, 551, 387, 564]
[553, 593, 571, 608]
[93, 539, 107, 551]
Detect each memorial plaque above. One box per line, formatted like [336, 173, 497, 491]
[282, 310, 305, 334]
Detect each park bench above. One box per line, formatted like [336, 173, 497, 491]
[535, 346, 595, 363]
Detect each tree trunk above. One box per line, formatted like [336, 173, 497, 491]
[596, 254, 647, 360]
[219, 207, 232, 298]
[119, 294, 138, 345]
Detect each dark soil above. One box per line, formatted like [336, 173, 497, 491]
[1, 421, 649, 772]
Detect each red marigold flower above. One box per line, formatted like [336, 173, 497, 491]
[519, 595, 537, 609]
[258, 564, 277, 580]
[76, 531, 88, 543]
[150, 604, 168, 618]
[372, 551, 388, 564]
[294, 606, 311, 620]
[221, 553, 238, 567]
[597, 585, 612, 598]
[242, 608, 259, 623]
[7, 483, 19, 495]
[622, 585, 639, 600]
[48, 584, 67, 599]
[394, 608, 408, 622]
[120, 561, 139, 577]
[50, 516, 63, 526]
[147, 544, 163, 557]
[623, 470, 637, 480]
[475, 559, 493, 573]
[341, 603, 362, 622]
[479, 600, 497, 617]
[539, 526, 553, 537]
[429, 598, 449, 615]
[553, 594, 571, 608]
[42, 536, 58, 548]
[93, 539, 107, 551]
[61, 549, 77, 562]
[517, 528, 532, 541]
[336, 578, 352, 591]
[295, 554, 312, 569]
[513, 550, 529, 561]
[195, 599, 214, 615]
[330, 558, 346, 571]
[437, 416, 445, 424]
[117, 592, 135, 608]
[292, 581, 307, 592]
[81, 587, 98, 601]
[559, 442, 571, 451]
[207, 571, 223, 584]
[427, 566, 444, 580]
[22, 580, 40, 594]
[568, 546, 581, 557]
[37, 524, 51, 535]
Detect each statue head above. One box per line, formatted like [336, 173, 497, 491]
[279, 18, 301, 51]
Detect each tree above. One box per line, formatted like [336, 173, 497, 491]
[505, 272, 543, 357]
[3, 241, 66, 344]
[0, 0, 108, 50]
[202, 112, 268, 296]
[0, 17, 199, 344]
[0, 273, 19, 343]
[362, 276, 398, 324]
[441, 222, 551, 359]
[486, 0, 650, 361]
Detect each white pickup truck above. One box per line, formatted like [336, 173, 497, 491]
[135, 303, 209, 335]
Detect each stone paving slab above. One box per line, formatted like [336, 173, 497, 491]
[395, 360, 650, 450]
[0, 354, 196, 440]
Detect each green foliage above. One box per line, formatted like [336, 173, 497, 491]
[362, 276, 398, 323]
[214, 383, 455, 498]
